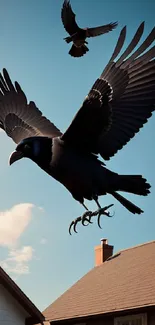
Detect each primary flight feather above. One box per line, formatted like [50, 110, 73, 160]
[0, 22, 155, 233]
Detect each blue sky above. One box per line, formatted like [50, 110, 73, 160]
[0, 0, 155, 312]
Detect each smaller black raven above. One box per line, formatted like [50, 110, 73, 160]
[61, 0, 118, 57]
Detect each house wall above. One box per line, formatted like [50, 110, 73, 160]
[87, 311, 155, 325]
[89, 310, 155, 325]
[148, 311, 155, 325]
[85, 317, 112, 325]
[0, 284, 29, 325]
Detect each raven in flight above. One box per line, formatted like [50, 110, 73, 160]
[61, 0, 118, 57]
[0, 22, 155, 234]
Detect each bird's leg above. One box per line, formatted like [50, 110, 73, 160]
[81, 203, 94, 225]
[93, 196, 114, 228]
[94, 196, 101, 209]
[69, 198, 114, 235]
[82, 202, 89, 210]
[69, 202, 94, 235]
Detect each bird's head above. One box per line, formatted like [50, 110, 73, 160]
[9, 136, 52, 167]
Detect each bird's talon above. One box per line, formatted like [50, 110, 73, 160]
[69, 216, 82, 235]
[82, 217, 93, 226]
[81, 211, 93, 225]
[69, 221, 75, 235]
[96, 204, 114, 228]
[97, 214, 102, 229]
[69, 204, 114, 234]
[73, 223, 78, 233]
[73, 216, 82, 233]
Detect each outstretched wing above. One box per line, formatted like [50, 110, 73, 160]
[61, 79, 113, 152]
[0, 69, 62, 144]
[86, 22, 118, 38]
[98, 21, 155, 160]
[61, 0, 81, 36]
[62, 22, 155, 159]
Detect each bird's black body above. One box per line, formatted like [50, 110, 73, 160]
[24, 137, 115, 202]
[0, 22, 155, 231]
[14, 136, 150, 211]
[15, 136, 112, 202]
[61, 0, 118, 57]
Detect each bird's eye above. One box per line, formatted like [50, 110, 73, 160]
[24, 144, 31, 151]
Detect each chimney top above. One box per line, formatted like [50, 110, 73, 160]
[95, 239, 113, 267]
[101, 238, 108, 245]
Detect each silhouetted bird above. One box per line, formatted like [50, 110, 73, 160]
[61, 0, 118, 57]
[0, 22, 155, 233]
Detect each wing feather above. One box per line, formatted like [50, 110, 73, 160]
[61, 0, 81, 36]
[62, 23, 155, 159]
[97, 23, 155, 159]
[86, 22, 118, 38]
[61, 79, 113, 152]
[115, 22, 144, 66]
[119, 27, 155, 69]
[0, 69, 62, 144]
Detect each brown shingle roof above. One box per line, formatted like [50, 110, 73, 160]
[43, 241, 155, 322]
[0, 266, 45, 325]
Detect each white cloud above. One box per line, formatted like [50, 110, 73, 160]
[9, 246, 34, 262]
[0, 203, 34, 248]
[40, 238, 47, 245]
[0, 246, 34, 275]
[0, 203, 41, 276]
[38, 206, 44, 213]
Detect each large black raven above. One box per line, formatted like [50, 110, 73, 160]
[61, 0, 118, 57]
[0, 22, 155, 234]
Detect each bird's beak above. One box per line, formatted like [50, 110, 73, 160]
[9, 151, 24, 166]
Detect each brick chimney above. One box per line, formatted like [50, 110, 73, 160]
[95, 238, 114, 266]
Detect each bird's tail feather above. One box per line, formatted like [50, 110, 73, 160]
[110, 174, 151, 214]
[116, 174, 151, 196]
[69, 44, 89, 57]
[112, 191, 143, 214]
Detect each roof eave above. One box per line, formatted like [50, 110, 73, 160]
[0, 267, 45, 324]
[25, 315, 45, 325]
[48, 304, 155, 324]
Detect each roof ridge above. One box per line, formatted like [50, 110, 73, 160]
[115, 240, 155, 255]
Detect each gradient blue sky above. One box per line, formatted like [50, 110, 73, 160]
[0, 0, 155, 312]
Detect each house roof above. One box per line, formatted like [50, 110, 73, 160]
[0, 266, 45, 325]
[43, 240, 155, 323]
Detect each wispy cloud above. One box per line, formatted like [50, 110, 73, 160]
[0, 203, 34, 248]
[40, 238, 47, 245]
[38, 206, 44, 213]
[1, 246, 34, 275]
[0, 203, 39, 276]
